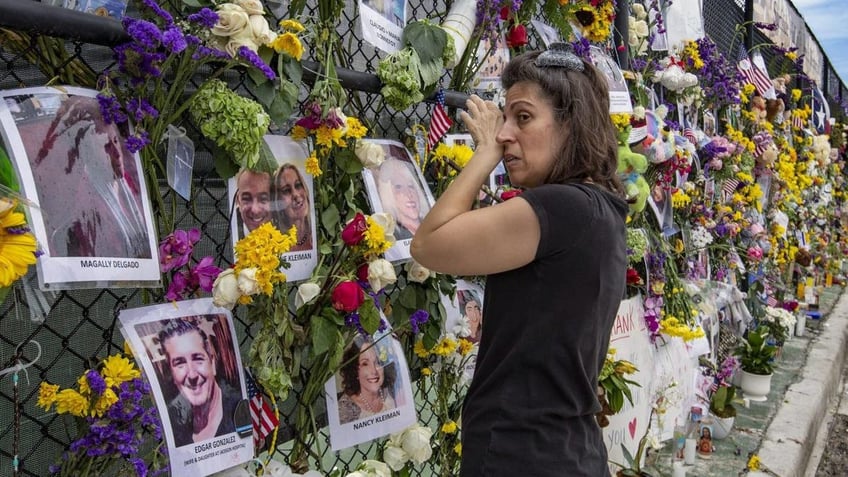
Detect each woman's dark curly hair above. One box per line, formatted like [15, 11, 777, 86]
[339, 336, 397, 397]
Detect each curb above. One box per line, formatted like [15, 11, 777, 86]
[757, 292, 848, 477]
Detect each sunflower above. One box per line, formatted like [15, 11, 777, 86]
[0, 199, 38, 287]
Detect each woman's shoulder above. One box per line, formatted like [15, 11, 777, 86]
[338, 393, 361, 422]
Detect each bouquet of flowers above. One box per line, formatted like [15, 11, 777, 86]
[37, 353, 166, 477]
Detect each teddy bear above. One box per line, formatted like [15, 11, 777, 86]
[617, 128, 651, 214]
[751, 95, 767, 123]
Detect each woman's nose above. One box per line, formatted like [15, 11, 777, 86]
[495, 122, 513, 144]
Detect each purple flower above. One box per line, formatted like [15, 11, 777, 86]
[96, 93, 128, 125]
[344, 312, 367, 335]
[191, 256, 222, 292]
[187, 8, 219, 29]
[409, 309, 430, 334]
[123, 18, 163, 50]
[126, 98, 159, 122]
[571, 38, 592, 62]
[159, 228, 201, 272]
[237, 46, 276, 80]
[193, 44, 230, 61]
[162, 25, 187, 54]
[86, 369, 107, 395]
[140, 0, 174, 26]
[125, 131, 150, 153]
[165, 271, 188, 301]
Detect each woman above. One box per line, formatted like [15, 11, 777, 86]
[458, 290, 483, 343]
[273, 163, 312, 252]
[337, 337, 397, 424]
[376, 158, 429, 240]
[411, 43, 628, 476]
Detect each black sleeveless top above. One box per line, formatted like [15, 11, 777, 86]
[460, 183, 627, 477]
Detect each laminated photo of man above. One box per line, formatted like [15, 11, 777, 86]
[376, 157, 430, 240]
[337, 336, 398, 425]
[158, 319, 242, 447]
[235, 168, 272, 239]
[272, 163, 312, 252]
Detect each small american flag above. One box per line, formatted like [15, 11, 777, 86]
[737, 47, 772, 96]
[246, 369, 278, 448]
[428, 89, 452, 150]
[766, 295, 779, 307]
[792, 111, 805, 130]
[722, 178, 740, 201]
[683, 126, 697, 146]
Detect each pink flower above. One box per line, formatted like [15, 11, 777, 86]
[192, 256, 222, 292]
[746, 246, 763, 261]
[159, 228, 201, 273]
[342, 213, 368, 246]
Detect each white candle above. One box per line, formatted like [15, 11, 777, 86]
[684, 438, 697, 465]
[673, 461, 687, 477]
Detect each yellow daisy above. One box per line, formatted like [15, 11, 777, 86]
[0, 200, 38, 287]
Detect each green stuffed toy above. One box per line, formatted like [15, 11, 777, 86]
[616, 129, 650, 215]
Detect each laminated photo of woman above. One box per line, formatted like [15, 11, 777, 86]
[272, 163, 312, 252]
[375, 157, 430, 240]
[458, 289, 483, 343]
[337, 336, 398, 425]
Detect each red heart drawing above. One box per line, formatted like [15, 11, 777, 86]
[628, 418, 638, 439]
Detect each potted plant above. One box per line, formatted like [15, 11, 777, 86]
[735, 325, 777, 401]
[708, 384, 737, 439]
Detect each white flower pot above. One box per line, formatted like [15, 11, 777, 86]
[711, 415, 735, 440]
[739, 369, 773, 402]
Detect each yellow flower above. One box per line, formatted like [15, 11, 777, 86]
[452, 144, 474, 168]
[271, 32, 304, 60]
[364, 216, 391, 255]
[0, 200, 39, 287]
[433, 336, 458, 356]
[123, 340, 134, 358]
[421, 367, 432, 376]
[457, 338, 474, 356]
[610, 113, 631, 132]
[37, 382, 60, 411]
[54, 388, 89, 417]
[345, 117, 367, 139]
[92, 388, 119, 417]
[786, 51, 797, 61]
[791, 89, 802, 102]
[290, 125, 308, 140]
[77, 373, 91, 396]
[101, 354, 140, 388]
[315, 125, 335, 148]
[454, 442, 462, 455]
[305, 153, 322, 176]
[414, 339, 430, 358]
[747, 454, 761, 470]
[441, 420, 458, 434]
[279, 19, 305, 33]
[614, 360, 638, 375]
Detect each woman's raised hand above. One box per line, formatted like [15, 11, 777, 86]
[459, 95, 503, 154]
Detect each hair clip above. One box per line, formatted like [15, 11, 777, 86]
[535, 42, 585, 72]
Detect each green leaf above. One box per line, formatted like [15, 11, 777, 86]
[311, 314, 337, 356]
[282, 58, 303, 85]
[608, 389, 624, 413]
[253, 139, 278, 175]
[399, 286, 417, 309]
[322, 204, 340, 233]
[403, 21, 447, 65]
[418, 60, 445, 90]
[212, 146, 240, 179]
[180, 0, 210, 8]
[0, 146, 19, 191]
[0, 286, 10, 304]
[358, 299, 381, 334]
[268, 94, 295, 131]
[422, 321, 440, 351]
[336, 149, 364, 174]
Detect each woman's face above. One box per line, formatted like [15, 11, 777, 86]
[464, 299, 482, 327]
[357, 346, 384, 396]
[496, 81, 562, 188]
[277, 167, 309, 222]
[388, 166, 420, 225]
[237, 170, 271, 231]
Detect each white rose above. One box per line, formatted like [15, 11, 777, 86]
[633, 19, 649, 38]
[212, 268, 241, 309]
[359, 460, 391, 477]
[382, 444, 410, 471]
[370, 212, 396, 239]
[399, 425, 433, 464]
[225, 30, 260, 56]
[367, 258, 397, 291]
[345, 472, 367, 477]
[632, 3, 647, 19]
[405, 260, 432, 283]
[355, 141, 385, 168]
[234, 0, 264, 15]
[211, 4, 251, 37]
[237, 267, 262, 295]
[295, 282, 321, 309]
[249, 14, 277, 46]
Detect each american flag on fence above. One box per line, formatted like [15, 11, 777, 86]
[246, 369, 278, 448]
[683, 126, 697, 145]
[722, 178, 740, 201]
[737, 47, 773, 96]
[754, 140, 766, 158]
[791, 111, 805, 130]
[428, 89, 452, 150]
[766, 294, 779, 307]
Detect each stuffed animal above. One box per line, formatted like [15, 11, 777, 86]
[751, 95, 767, 122]
[617, 129, 650, 214]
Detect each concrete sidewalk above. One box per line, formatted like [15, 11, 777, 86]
[648, 287, 848, 477]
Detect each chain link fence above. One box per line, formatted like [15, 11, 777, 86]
[0, 1, 845, 475]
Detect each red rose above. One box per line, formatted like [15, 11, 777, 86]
[626, 268, 643, 285]
[342, 213, 367, 246]
[499, 6, 510, 20]
[356, 263, 369, 282]
[500, 189, 523, 201]
[506, 24, 528, 48]
[332, 281, 365, 312]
